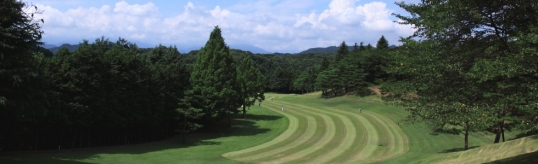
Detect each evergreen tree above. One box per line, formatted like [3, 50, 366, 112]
[376, 35, 389, 50]
[320, 57, 330, 71]
[359, 42, 366, 51]
[352, 43, 359, 52]
[335, 41, 349, 63]
[0, 0, 48, 150]
[189, 26, 239, 126]
[237, 54, 265, 118]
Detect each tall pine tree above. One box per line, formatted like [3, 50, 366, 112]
[376, 35, 389, 49]
[189, 26, 239, 126]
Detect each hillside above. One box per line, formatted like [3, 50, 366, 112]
[48, 43, 79, 54]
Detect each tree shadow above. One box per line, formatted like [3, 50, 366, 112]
[510, 130, 538, 141]
[0, 114, 283, 163]
[240, 114, 282, 121]
[440, 146, 479, 153]
[318, 88, 375, 99]
[484, 151, 538, 164]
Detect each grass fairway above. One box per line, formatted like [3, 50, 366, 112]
[225, 92, 536, 164]
[2, 92, 537, 163]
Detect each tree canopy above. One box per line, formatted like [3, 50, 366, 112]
[383, 0, 538, 150]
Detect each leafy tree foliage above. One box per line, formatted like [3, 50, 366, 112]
[237, 54, 265, 118]
[383, 0, 538, 150]
[0, 0, 48, 151]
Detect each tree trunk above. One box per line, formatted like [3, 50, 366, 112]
[34, 131, 38, 150]
[494, 125, 501, 144]
[242, 104, 246, 118]
[494, 122, 506, 143]
[72, 130, 76, 149]
[124, 129, 128, 145]
[183, 115, 187, 143]
[463, 121, 469, 150]
[228, 109, 232, 127]
[88, 128, 91, 148]
[501, 124, 504, 142]
[98, 130, 102, 147]
[79, 129, 83, 148]
[59, 130, 63, 149]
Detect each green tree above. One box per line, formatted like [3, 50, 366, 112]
[335, 41, 349, 63]
[376, 35, 389, 50]
[190, 26, 239, 126]
[359, 42, 366, 51]
[384, 0, 538, 150]
[320, 57, 330, 70]
[237, 54, 265, 118]
[0, 0, 48, 151]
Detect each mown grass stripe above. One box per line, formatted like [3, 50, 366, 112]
[320, 107, 380, 162]
[225, 102, 317, 162]
[260, 104, 334, 163]
[222, 102, 301, 160]
[277, 102, 360, 164]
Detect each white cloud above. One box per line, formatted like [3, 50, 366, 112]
[113, 1, 159, 17]
[34, 0, 415, 53]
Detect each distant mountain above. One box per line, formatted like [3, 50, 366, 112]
[46, 43, 270, 55]
[179, 44, 269, 54]
[43, 44, 57, 49]
[229, 44, 269, 54]
[299, 45, 399, 54]
[299, 46, 343, 54]
[48, 43, 80, 54]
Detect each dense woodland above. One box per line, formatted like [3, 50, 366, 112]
[2, 0, 538, 152]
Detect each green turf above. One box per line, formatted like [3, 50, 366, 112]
[1, 92, 536, 164]
[0, 105, 288, 164]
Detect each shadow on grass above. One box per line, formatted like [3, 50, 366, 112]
[240, 113, 282, 121]
[485, 151, 538, 164]
[319, 87, 375, 99]
[0, 156, 93, 164]
[510, 130, 538, 141]
[440, 146, 479, 153]
[0, 114, 283, 164]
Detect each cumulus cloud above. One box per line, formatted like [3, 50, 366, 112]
[33, 0, 415, 53]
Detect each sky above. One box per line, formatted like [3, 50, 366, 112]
[26, 0, 420, 53]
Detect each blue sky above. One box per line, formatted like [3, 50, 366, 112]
[28, 0, 420, 53]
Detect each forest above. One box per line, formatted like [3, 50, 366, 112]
[2, 0, 538, 153]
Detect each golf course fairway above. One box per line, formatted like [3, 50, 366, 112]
[223, 93, 409, 163]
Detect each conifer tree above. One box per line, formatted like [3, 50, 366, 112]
[359, 42, 366, 51]
[237, 55, 265, 118]
[376, 35, 389, 50]
[189, 26, 239, 126]
[335, 41, 349, 63]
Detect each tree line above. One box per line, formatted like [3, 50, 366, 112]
[0, 0, 265, 151]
